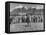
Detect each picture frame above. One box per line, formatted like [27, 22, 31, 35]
[5, 1, 45, 33]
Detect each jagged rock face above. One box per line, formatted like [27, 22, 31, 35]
[10, 5, 43, 16]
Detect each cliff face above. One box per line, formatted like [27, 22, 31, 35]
[10, 6, 43, 16]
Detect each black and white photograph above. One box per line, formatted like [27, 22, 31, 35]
[9, 2, 45, 32]
[5, 2, 45, 33]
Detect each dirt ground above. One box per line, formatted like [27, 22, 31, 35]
[10, 22, 43, 32]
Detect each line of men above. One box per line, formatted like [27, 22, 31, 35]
[10, 15, 43, 24]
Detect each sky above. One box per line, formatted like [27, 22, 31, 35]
[10, 3, 44, 12]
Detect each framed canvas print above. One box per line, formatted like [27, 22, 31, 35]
[5, 1, 45, 33]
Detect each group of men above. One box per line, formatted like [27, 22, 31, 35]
[10, 14, 43, 25]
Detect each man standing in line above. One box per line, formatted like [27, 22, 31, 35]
[26, 14, 30, 27]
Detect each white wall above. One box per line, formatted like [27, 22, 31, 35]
[0, 0, 46, 35]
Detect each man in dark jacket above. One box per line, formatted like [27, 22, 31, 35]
[26, 15, 30, 27]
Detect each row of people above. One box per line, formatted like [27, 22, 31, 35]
[10, 15, 43, 24]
